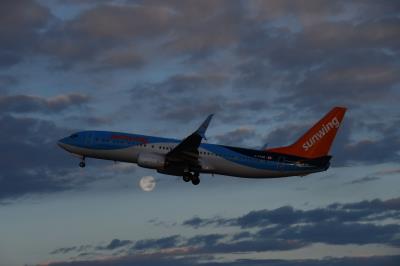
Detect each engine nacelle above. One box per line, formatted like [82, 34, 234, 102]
[137, 153, 165, 170]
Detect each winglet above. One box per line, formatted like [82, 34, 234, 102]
[196, 114, 214, 139]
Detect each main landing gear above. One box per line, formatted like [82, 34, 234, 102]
[79, 157, 86, 168]
[182, 172, 200, 185]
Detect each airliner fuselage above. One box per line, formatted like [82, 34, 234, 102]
[58, 131, 326, 180]
[58, 107, 346, 185]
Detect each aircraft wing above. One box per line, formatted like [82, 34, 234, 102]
[166, 114, 213, 167]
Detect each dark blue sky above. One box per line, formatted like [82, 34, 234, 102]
[0, 1, 399, 265]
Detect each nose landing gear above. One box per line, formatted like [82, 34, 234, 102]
[79, 157, 86, 168]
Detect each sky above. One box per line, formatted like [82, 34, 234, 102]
[0, 0, 400, 265]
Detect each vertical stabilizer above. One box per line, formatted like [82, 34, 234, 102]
[266, 107, 347, 158]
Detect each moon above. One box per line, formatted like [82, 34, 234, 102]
[139, 176, 156, 192]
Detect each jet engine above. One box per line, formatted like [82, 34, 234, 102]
[137, 153, 166, 170]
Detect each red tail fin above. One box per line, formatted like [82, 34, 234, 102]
[266, 107, 347, 158]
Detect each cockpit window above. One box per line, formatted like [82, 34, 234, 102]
[70, 134, 79, 139]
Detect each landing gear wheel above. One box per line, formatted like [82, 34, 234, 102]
[183, 175, 191, 182]
[191, 177, 200, 185]
[79, 157, 86, 168]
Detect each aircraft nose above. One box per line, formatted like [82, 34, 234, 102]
[57, 138, 67, 149]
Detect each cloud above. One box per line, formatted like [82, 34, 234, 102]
[147, 218, 177, 228]
[182, 216, 226, 229]
[231, 4, 400, 114]
[186, 234, 225, 247]
[47, 231, 306, 262]
[214, 128, 256, 146]
[235, 206, 304, 227]
[236, 7, 400, 68]
[247, 0, 345, 21]
[42, 252, 199, 266]
[40, 3, 173, 69]
[93, 49, 145, 71]
[38, 1, 334, 70]
[197, 238, 306, 254]
[333, 198, 400, 212]
[35, 1, 245, 69]
[129, 73, 274, 125]
[375, 168, 400, 176]
[0, 114, 114, 201]
[160, 0, 245, 59]
[262, 124, 309, 148]
[50, 246, 78, 255]
[3, 1, 241, 69]
[98, 239, 133, 251]
[0, 93, 90, 114]
[344, 176, 381, 185]
[64, 115, 115, 126]
[231, 231, 251, 241]
[44, 197, 400, 265]
[0, 0, 52, 67]
[329, 118, 400, 165]
[133, 235, 181, 251]
[40, 254, 400, 266]
[138, 232, 304, 254]
[282, 50, 400, 110]
[159, 74, 226, 95]
[131, 73, 227, 101]
[51, 0, 399, 69]
[0, 52, 21, 68]
[184, 200, 400, 250]
[182, 216, 206, 228]
[0, 115, 74, 200]
[337, 137, 400, 165]
[182, 198, 400, 247]
[0, 75, 18, 92]
[272, 221, 400, 246]
[3, 0, 399, 78]
[51, 245, 92, 255]
[129, 73, 228, 122]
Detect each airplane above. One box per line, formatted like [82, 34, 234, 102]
[58, 107, 346, 185]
